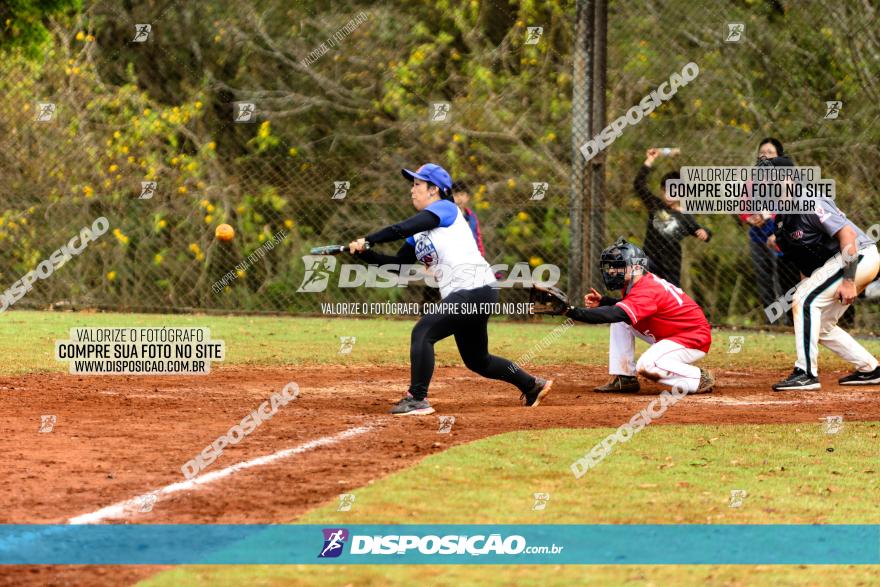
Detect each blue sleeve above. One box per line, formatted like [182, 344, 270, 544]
[425, 200, 459, 228]
[406, 236, 415, 246]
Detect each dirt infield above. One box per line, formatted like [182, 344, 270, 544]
[1, 364, 879, 586]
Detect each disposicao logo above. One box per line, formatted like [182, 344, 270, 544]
[319, 530, 531, 557]
[318, 528, 349, 558]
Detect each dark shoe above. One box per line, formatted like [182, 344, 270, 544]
[772, 367, 820, 391]
[521, 378, 554, 407]
[838, 366, 880, 385]
[391, 397, 435, 416]
[594, 375, 640, 393]
[694, 369, 715, 394]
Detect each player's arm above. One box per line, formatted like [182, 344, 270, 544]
[364, 209, 442, 245]
[811, 204, 859, 304]
[347, 209, 440, 261]
[349, 200, 457, 253]
[836, 224, 859, 304]
[356, 242, 418, 265]
[837, 224, 859, 265]
[583, 287, 619, 307]
[564, 305, 631, 324]
[531, 284, 629, 323]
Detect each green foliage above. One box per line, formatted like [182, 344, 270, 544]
[0, 0, 878, 326]
[0, 0, 81, 56]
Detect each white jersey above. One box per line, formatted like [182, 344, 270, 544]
[406, 200, 497, 299]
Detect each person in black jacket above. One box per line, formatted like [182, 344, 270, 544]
[634, 148, 711, 287]
[742, 138, 801, 326]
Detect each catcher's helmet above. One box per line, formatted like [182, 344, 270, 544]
[600, 237, 649, 290]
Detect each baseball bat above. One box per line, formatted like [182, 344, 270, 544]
[309, 243, 371, 255]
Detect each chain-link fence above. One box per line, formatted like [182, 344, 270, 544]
[1, 0, 878, 329]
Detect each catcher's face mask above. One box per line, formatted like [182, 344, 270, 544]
[601, 258, 627, 290]
[601, 237, 650, 291]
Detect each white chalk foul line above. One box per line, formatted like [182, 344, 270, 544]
[67, 425, 373, 525]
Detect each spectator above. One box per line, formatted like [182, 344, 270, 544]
[633, 148, 711, 287]
[742, 138, 800, 325]
[451, 181, 485, 255]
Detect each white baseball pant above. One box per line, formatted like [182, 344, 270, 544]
[608, 322, 706, 393]
[792, 244, 880, 377]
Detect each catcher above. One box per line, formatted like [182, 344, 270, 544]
[531, 238, 715, 394]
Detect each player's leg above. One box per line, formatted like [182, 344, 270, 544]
[776, 263, 837, 390]
[819, 246, 880, 384]
[595, 323, 644, 392]
[819, 322, 879, 381]
[452, 321, 543, 395]
[778, 246, 880, 390]
[792, 279, 823, 378]
[395, 307, 459, 415]
[635, 339, 712, 394]
[609, 322, 636, 376]
[452, 286, 553, 406]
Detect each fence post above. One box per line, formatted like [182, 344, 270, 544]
[589, 0, 607, 286]
[570, 0, 593, 301]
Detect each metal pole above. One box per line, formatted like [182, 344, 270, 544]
[589, 0, 607, 287]
[569, 0, 593, 300]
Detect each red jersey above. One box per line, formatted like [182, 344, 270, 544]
[615, 273, 712, 353]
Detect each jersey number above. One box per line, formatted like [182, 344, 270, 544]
[655, 276, 684, 306]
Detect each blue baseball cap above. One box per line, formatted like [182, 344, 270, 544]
[401, 163, 452, 192]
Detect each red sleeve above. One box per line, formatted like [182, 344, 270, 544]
[471, 209, 486, 256]
[616, 283, 658, 324]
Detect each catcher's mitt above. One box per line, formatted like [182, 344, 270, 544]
[529, 283, 570, 315]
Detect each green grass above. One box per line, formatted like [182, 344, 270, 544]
[141, 565, 880, 587]
[297, 422, 880, 525]
[141, 422, 880, 586]
[2, 309, 877, 375]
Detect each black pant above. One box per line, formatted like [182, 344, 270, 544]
[750, 239, 779, 310]
[409, 285, 536, 399]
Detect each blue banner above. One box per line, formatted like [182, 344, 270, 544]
[0, 525, 877, 565]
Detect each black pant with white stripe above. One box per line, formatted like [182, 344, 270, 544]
[792, 245, 880, 377]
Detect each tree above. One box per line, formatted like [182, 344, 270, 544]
[0, 0, 81, 56]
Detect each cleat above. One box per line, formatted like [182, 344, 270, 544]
[521, 378, 553, 407]
[694, 369, 715, 394]
[772, 367, 821, 391]
[838, 366, 880, 386]
[390, 397, 435, 416]
[593, 375, 640, 393]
